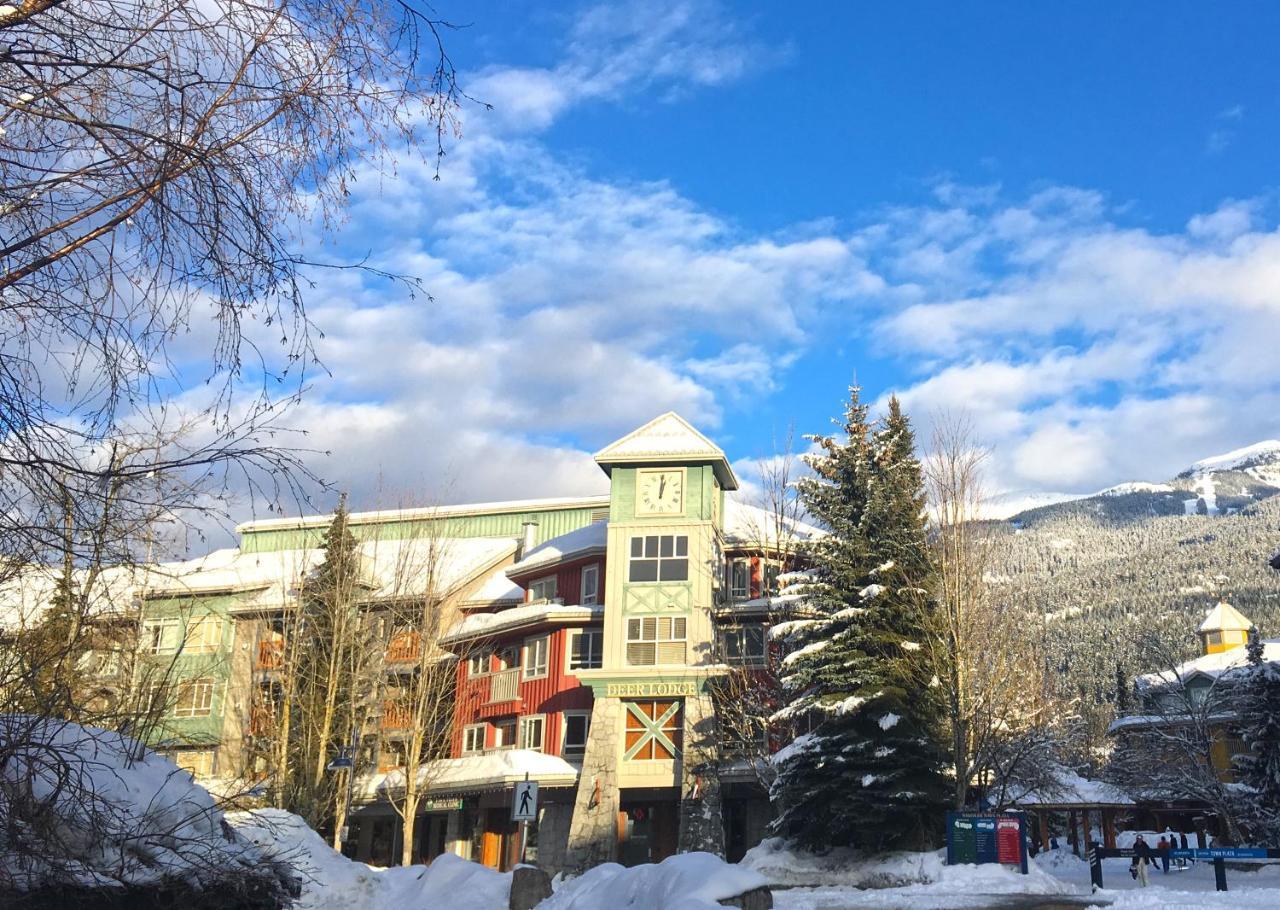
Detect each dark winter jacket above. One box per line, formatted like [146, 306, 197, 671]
[1133, 840, 1156, 863]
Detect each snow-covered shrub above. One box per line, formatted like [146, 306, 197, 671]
[0, 715, 293, 908]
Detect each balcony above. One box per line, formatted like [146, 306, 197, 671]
[256, 636, 284, 670]
[381, 701, 413, 730]
[487, 668, 520, 704]
[386, 631, 421, 663]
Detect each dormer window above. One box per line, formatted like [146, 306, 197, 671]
[528, 576, 557, 603]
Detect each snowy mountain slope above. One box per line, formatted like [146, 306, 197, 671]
[1009, 439, 1280, 529]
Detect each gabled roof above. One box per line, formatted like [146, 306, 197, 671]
[1197, 600, 1254, 634]
[594, 412, 738, 489]
[1137, 638, 1280, 689]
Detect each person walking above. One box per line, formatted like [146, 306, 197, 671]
[1133, 835, 1155, 887]
[1156, 835, 1171, 873]
[1178, 831, 1190, 868]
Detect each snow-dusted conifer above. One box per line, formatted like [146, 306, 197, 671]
[1236, 626, 1280, 840]
[771, 389, 948, 852]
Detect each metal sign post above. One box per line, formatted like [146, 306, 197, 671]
[512, 775, 539, 865]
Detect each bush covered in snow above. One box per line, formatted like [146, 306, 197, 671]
[0, 715, 293, 908]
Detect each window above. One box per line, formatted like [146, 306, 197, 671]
[729, 559, 751, 600]
[721, 625, 767, 664]
[462, 724, 486, 755]
[143, 619, 179, 655]
[171, 748, 216, 779]
[626, 616, 687, 666]
[563, 711, 591, 758]
[762, 562, 782, 596]
[467, 650, 490, 677]
[496, 645, 521, 671]
[493, 718, 517, 750]
[567, 629, 603, 671]
[173, 677, 216, 718]
[520, 715, 545, 751]
[183, 616, 222, 654]
[623, 700, 682, 761]
[523, 636, 549, 680]
[580, 564, 600, 606]
[528, 576, 558, 603]
[89, 649, 121, 677]
[628, 535, 689, 583]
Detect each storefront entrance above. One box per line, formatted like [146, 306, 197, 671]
[617, 799, 678, 867]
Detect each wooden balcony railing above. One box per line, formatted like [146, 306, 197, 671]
[249, 705, 275, 737]
[256, 637, 284, 669]
[386, 631, 421, 663]
[381, 701, 412, 730]
[487, 668, 520, 704]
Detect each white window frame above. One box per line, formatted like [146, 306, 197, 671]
[528, 575, 558, 603]
[519, 714, 546, 752]
[720, 624, 767, 665]
[566, 628, 603, 672]
[173, 677, 216, 718]
[729, 558, 752, 601]
[562, 710, 591, 757]
[467, 650, 491, 677]
[627, 535, 689, 583]
[183, 616, 222, 654]
[492, 718, 517, 750]
[523, 635, 549, 680]
[626, 616, 688, 666]
[461, 723, 486, 755]
[143, 618, 179, 655]
[580, 564, 600, 606]
[171, 748, 217, 779]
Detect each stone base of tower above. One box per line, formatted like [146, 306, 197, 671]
[676, 692, 725, 856]
[563, 697, 623, 874]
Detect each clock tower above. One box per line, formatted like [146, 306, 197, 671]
[564, 412, 738, 870]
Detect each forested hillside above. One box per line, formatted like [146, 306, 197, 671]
[986, 446, 1280, 747]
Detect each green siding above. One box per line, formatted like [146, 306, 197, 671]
[240, 504, 605, 553]
[140, 591, 242, 747]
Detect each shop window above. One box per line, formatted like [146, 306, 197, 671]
[628, 535, 688, 583]
[567, 629, 603, 671]
[623, 700, 682, 761]
[626, 616, 686, 666]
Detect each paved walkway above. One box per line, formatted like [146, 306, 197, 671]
[773, 888, 1106, 909]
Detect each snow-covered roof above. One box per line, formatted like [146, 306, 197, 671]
[1197, 600, 1254, 634]
[441, 602, 601, 645]
[1137, 639, 1280, 688]
[1008, 767, 1134, 807]
[722, 498, 824, 548]
[235, 494, 609, 534]
[508, 521, 607, 576]
[594, 412, 738, 489]
[1, 536, 515, 629]
[463, 566, 526, 606]
[379, 749, 579, 795]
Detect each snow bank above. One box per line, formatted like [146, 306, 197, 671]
[231, 808, 510, 910]
[0, 715, 272, 895]
[544, 852, 767, 910]
[743, 838, 1072, 895]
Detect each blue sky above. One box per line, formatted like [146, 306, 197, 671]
[251, 0, 1280, 520]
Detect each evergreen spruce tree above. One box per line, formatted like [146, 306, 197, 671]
[771, 388, 949, 852]
[1236, 626, 1280, 841]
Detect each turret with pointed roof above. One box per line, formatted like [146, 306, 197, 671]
[594, 412, 738, 490]
[1198, 599, 1254, 655]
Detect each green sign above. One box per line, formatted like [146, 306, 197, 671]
[950, 816, 977, 863]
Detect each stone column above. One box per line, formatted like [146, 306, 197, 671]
[564, 697, 623, 873]
[677, 692, 725, 856]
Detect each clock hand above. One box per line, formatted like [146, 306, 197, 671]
[658, 477, 665, 498]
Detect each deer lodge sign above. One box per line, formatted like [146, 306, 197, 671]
[604, 680, 699, 698]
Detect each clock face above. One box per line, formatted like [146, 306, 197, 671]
[638, 470, 683, 516]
